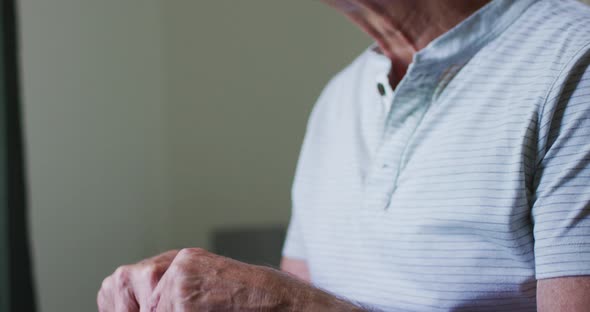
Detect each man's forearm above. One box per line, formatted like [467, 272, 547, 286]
[266, 268, 370, 312]
[298, 288, 368, 312]
[99, 248, 375, 312]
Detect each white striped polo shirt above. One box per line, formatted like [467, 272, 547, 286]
[282, 0, 590, 311]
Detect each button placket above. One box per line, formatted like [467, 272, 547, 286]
[363, 69, 436, 212]
[375, 74, 393, 116]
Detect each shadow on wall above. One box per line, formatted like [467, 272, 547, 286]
[211, 225, 286, 267]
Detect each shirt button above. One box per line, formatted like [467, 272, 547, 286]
[377, 83, 386, 96]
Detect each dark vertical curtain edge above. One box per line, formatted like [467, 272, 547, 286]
[2, 0, 37, 310]
[0, 0, 9, 308]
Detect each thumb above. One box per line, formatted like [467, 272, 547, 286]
[134, 250, 179, 310]
[140, 292, 160, 312]
[140, 270, 167, 312]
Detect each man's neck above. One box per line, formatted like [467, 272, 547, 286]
[325, 0, 491, 87]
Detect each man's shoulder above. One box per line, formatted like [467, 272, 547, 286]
[307, 46, 378, 120]
[479, 0, 590, 92]
[525, 1, 590, 83]
[319, 46, 378, 99]
[521, 0, 590, 56]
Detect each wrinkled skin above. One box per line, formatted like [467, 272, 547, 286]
[145, 248, 295, 312]
[97, 248, 365, 312]
[98, 250, 179, 312]
[322, 0, 489, 86]
[97, 2, 493, 311]
[98, 249, 318, 312]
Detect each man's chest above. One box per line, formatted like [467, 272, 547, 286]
[298, 65, 542, 216]
[295, 70, 544, 289]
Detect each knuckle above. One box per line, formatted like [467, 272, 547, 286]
[114, 265, 129, 277]
[167, 261, 182, 275]
[168, 261, 190, 278]
[139, 263, 163, 284]
[113, 265, 132, 288]
[164, 249, 180, 257]
[99, 281, 111, 296]
[178, 247, 205, 257]
[100, 276, 112, 289]
[140, 262, 157, 275]
[177, 248, 192, 257]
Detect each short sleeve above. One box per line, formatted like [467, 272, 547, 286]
[281, 82, 328, 262]
[282, 211, 306, 260]
[280, 73, 340, 261]
[532, 48, 590, 279]
[281, 102, 321, 261]
[280, 62, 355, 262]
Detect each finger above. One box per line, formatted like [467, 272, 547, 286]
[107, 266, 141, 312]
[144, 251, 186, 312]
[144, 248, 205, 312]
[141, 266, 170, 312]
[143, 280, 164, 312]
[140, 250, 179, 267]
[133, 250, 180, 308]
[144, 292, 161, 312]
[114, 294, 140, 312]
[97, 289, 112, 312]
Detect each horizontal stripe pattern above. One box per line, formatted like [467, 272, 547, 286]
[283, 0, 590, 310]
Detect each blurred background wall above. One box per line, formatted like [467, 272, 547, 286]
[17, 1, 369, 311]
[18, 1, 170, 311]
[17, 0, 590, 311]
[160, 0, 370, 250]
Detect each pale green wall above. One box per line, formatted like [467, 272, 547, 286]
[18, 1, 169, 311]
[18, 1, 368, 311]
[20, 0, 590, 312]
[18, 0, 590, 311]
[20, 0, 590, 311]
[160, 0, 590, 248]
[160, 1, 370, 249]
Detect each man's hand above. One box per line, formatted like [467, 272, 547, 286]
[146, 248, 365, 312]
[97, 250, 178, 312]
[99, 248, 366, 312]
[146, 248, 298, 311]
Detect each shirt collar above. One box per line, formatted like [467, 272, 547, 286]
[369, 0, 538, 72]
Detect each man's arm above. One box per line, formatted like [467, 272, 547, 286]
[537, 277, 590, 312]
[280, 256, 311, 282]
[98, 248, 369, 312]
[532, 49, 590, 310]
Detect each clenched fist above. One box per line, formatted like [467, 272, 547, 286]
[98, 248, 365, 312]
[146, 248, 296, 311]
[97, 250, 178, 312]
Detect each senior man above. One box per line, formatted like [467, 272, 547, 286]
[98, 0, 590, 311]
